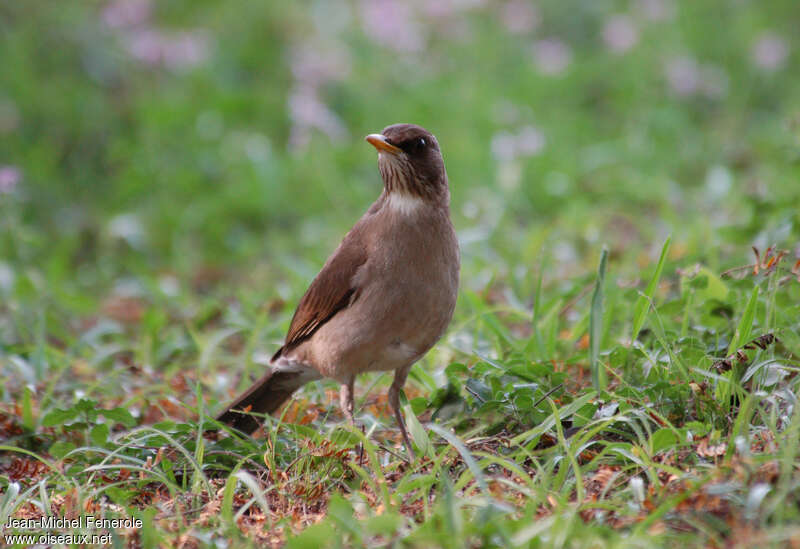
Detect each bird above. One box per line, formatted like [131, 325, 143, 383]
[216, 123, 459, 457]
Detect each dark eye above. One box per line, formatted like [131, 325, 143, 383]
[399, 136, 428, 154]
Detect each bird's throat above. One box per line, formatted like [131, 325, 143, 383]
[385, 192, 426, 215]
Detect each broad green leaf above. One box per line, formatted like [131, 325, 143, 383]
[650, 428, 679, 453]
[681, 265, 729, 302]
[48, 441, 76, 459]
[326, 493, 358, 535]
[100, 407, 137, 427]
[90, 423, 110, 446]
[364, 512, 403, 536]
[41, 407, 81, 427]
[75, 399, 99, 414]
[104, 486, 135, 505]
[571, 403, 598, 427]
[286, 521, 337, 549]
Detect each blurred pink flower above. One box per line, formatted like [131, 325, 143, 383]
[124, 29, 210, 69]
[665, 56, 699, 96]
[491, 131, 517, 162]
[290, 43, 351, 87]
[533, 38, 572, 75]
[491, 126, 546, 162]
[752, 32, 789, 72]
[516, 125, 546, 155]
[422, 0, 487, 18]
[636, 0, 674, 21]
[359, 0, 424, 52]
[0, 165, 21, 194]
[491, 100, 529, 125]
[602, 15, 638, 54]
[665, 56, 728, 99]
[499, 0, 539, 34]
[288, 85, 348, 149]
[102, 0, 151, 29]
[422, 0, 458, 18]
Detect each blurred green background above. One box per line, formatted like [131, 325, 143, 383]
[2, 4, 800, 544]
[0, 0, 798, 384]
[3, 0, 798, 272]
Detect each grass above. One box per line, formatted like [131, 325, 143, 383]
[2, 0, 800, 547]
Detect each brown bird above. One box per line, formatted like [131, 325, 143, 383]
[216, 123, 459, 456]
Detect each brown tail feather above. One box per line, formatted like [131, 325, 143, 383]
[216, 369, 309, 434]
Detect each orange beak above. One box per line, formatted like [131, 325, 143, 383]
[365, 134, 402, 155]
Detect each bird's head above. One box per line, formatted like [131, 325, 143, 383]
[366, 123, 448, 203]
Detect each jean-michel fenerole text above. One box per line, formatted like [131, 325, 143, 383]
[4, 515, 143, 531]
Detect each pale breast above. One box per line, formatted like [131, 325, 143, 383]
[303, 200, 459, 380]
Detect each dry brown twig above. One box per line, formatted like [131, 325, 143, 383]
[713, 333, 779, 373]
[721, 245, 800, 284]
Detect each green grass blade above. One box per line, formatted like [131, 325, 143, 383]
[725, 391, 758, 462]
[403, 401, 432, 459]
[548, 398, 585, 503]
[233, 470, 272, 524]
[590, 247, 608, 391]
[631, 236, 671, 344]
[428, 423, 488, 495]
[528, 263, 546, 360]
[727, 285, 759, 356]
[21, 385, 34, 430]
[0, 481, 22, 528]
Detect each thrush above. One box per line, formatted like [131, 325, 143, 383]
[216, 123, 459, 457]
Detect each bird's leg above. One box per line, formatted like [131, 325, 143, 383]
[339, 376, 355, 426]
[340, 376, 365, 463]
[388, 367, 416, 461]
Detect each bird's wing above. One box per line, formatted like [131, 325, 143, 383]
[273, 229, 368, 358]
